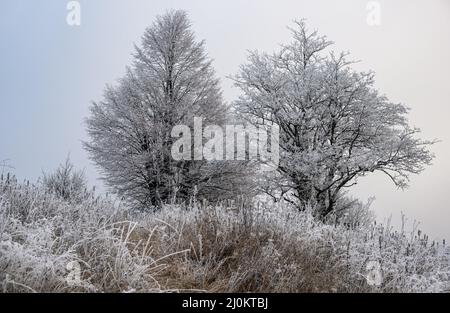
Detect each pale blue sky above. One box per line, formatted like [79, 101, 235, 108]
[1, 0, 449, 239]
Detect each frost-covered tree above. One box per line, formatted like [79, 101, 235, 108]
[234, 21, 435, 218]
[85, 11, 252, 209]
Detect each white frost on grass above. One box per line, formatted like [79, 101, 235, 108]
[1, 176, 449, 292]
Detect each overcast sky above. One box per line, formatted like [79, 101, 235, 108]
[1, 0, 449, 240]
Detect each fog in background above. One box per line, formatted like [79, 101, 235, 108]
[1, 0, 449, 239]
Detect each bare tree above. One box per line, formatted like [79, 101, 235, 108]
[85, 10, 253, 209]
[233, 20, 435, 218]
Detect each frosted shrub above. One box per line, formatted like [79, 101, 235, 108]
[0, 176, 161, 292]
[42, 158, 88, 204]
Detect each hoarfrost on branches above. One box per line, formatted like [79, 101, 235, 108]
[233, 20, 435, 218]
[84, 10, 253, 210]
